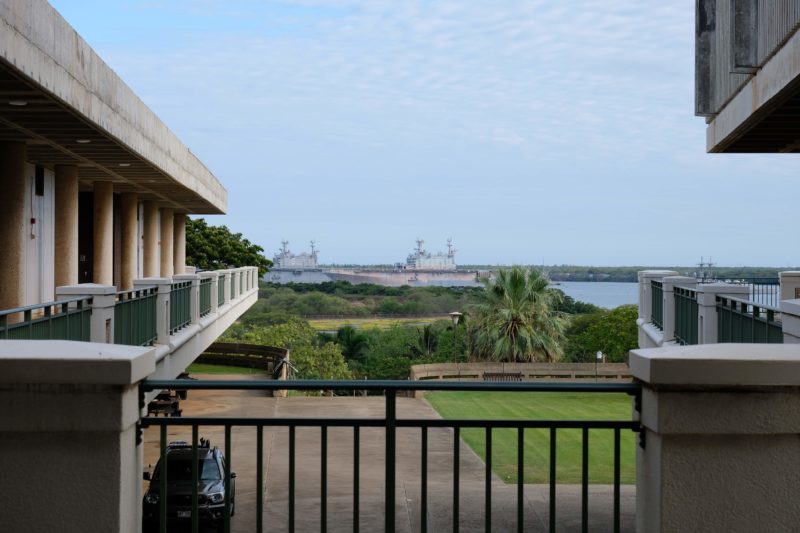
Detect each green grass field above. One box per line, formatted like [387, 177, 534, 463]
[186, 363, 266, 375]
[307, 316, 446, 331]
[425, 392, 635, 484]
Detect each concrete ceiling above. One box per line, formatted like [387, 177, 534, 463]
[0, 59, 221, 213]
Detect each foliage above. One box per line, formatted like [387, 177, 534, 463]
[407, 325, 438, 358]
[335, 325, 370, 362]
[563, 304, 638, 363]
[220, 318, 351, 380]
[186, 217, 272, 276]
[470, 267, 567, 362]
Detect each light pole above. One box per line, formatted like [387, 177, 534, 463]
[595, 351, 603, 382]
[449, 312, 463, 380]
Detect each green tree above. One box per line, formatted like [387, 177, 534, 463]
[335, 325, 370, 362]
[407, 325, 438, 358]
[470, 267, 567, 362]
[563, 305, 638, 363]
[185, 217, 272, 276]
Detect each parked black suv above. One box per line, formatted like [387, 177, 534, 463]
[142, 439, 236, 533]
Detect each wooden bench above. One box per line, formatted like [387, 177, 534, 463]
[482, 372, 523, 382]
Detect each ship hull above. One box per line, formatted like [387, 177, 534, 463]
[324, 269, 481, 287]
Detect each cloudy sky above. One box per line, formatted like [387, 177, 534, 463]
[50, 1, 799, 266]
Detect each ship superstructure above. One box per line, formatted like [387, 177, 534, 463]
[272, 240, 319, 270]
[404, 239, 457, 271]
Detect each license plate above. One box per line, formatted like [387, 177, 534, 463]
[177, 510, 191, 518]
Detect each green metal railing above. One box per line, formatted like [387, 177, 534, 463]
[717, 295, 783, 344]
[115, 287, 157, 346]
[0, 297, 91, 341]
[231, 274, 237, 300]
[673, 287, 698, 345]
[199, 278, 212, 317]
[140, 380, 642, 533]
[170, 281, 192, 334]
[240, 271, 244, 294]
[651, 280, 663, 329]
[218, 276, 226, 305]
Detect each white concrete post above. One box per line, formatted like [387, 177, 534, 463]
[661, 276, 696, 344]
[0, 341, 155, 533]
[173, 273, 200, 325]
[779, 271, 800, 301]
[134, 277, 171, 345]
[631, 344, 800, 532]
[637, 271, 679, 322]
[219, 270, 231, 305]
[208, 272, 219, 313]
[695, 283, 750, 344]
[232, 269, 240, 300]
[780, 299, 800, 344]
[56, 284, 117, 344]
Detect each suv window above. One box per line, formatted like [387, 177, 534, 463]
[153, 458, 222, 482]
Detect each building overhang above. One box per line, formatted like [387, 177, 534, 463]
[0, 1, 227, 214]
[706, 25, 800, 153]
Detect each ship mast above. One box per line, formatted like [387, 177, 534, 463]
[447, 238, 456, 257]
[281, 240, 290, 256]
[415, 238, 425, 256]
[310, 240, 317, 258]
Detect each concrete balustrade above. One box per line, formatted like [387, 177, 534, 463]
[631, 344, 800, 532]
[173, 273, 201, 325]
[694, 283, 749, 344]
[56, 283, 118, 344]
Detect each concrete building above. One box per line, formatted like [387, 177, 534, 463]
[0, 2, 258, 531]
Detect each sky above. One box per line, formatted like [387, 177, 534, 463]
[49, 1, 800, 267]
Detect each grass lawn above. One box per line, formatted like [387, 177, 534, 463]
[186, 363, 266, 375]
[425, 392, 636, 485]
[307, 316, 446, 331]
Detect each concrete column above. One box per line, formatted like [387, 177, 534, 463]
[134, 277, 171, 345]
[56, 284, 117, 344]
[0, 142, 26, 311]
[221, 270, 231, 305]
[631, 344, 800, 532]
[779, 271, 800, 301]
[119, 194, 138, 290]
[173, 273, 200, 325]
[142, 202, 159, 278]
[209, 272, 219, 313]
[159, 208, 174, 278]
[661, 276, 696, 344]
[0, 340, 155, 533]
[695, 283, 750, 344]
[637, 271, 679, 322]
[93, 182, 114, 286]
[54, 165, 79, 288]
[173, 214, 186, 275]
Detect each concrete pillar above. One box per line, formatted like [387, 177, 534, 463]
[56, 284, 117, 344]
[779, 271, 800, 301]
[637, 270, 678, 321]
[0, 341, 155, 533]
[661, 276, 696, 344]
[631, 344, 800, 532]
[159, 208, 174, 278]
[695, 283, 750, 344]
[119, 194, 138, 290]
[142, 202, 159, 278]
[93, 182, 114, 286]
[0, 142, 26, 311]
[221, 270, 231, 305]
[54, 165, 79, 288]
[134, 277, 171, 345]
[209, 272, 219, 313]
[173, 214, 186, 275]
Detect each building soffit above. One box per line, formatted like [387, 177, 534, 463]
[0, 1, 227, 214]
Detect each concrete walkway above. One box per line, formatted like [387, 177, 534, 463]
[142, 376, 635, 532]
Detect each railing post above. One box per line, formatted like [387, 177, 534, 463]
[56, 284, 117, 344]
[631, 344, 800, 532]
[173, 273, 200, 325]
[661, 277, 695, 344]
[134, 277, 171, 345]
[0, 341, 156, 533]
[209, 272, 219, 314]
[695, 283, 749, 344]
[637, 271, 678, 349]
[779, 271, 800, 301]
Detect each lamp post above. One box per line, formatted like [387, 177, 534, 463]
[595, 351, 603, 382]
[449, 312, 463, 380]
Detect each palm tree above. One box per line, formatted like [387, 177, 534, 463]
[470, 266, 566, 362]
[408, 324, 438, 358]
[335, 325, 369, 362]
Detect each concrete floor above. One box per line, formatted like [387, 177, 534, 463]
[142, 375, 636, 532]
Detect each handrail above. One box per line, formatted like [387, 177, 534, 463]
[0, 295, 92, 317]
[717, 293, 781, 313]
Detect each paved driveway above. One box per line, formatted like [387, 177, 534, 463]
[142, 375, 635, 532]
